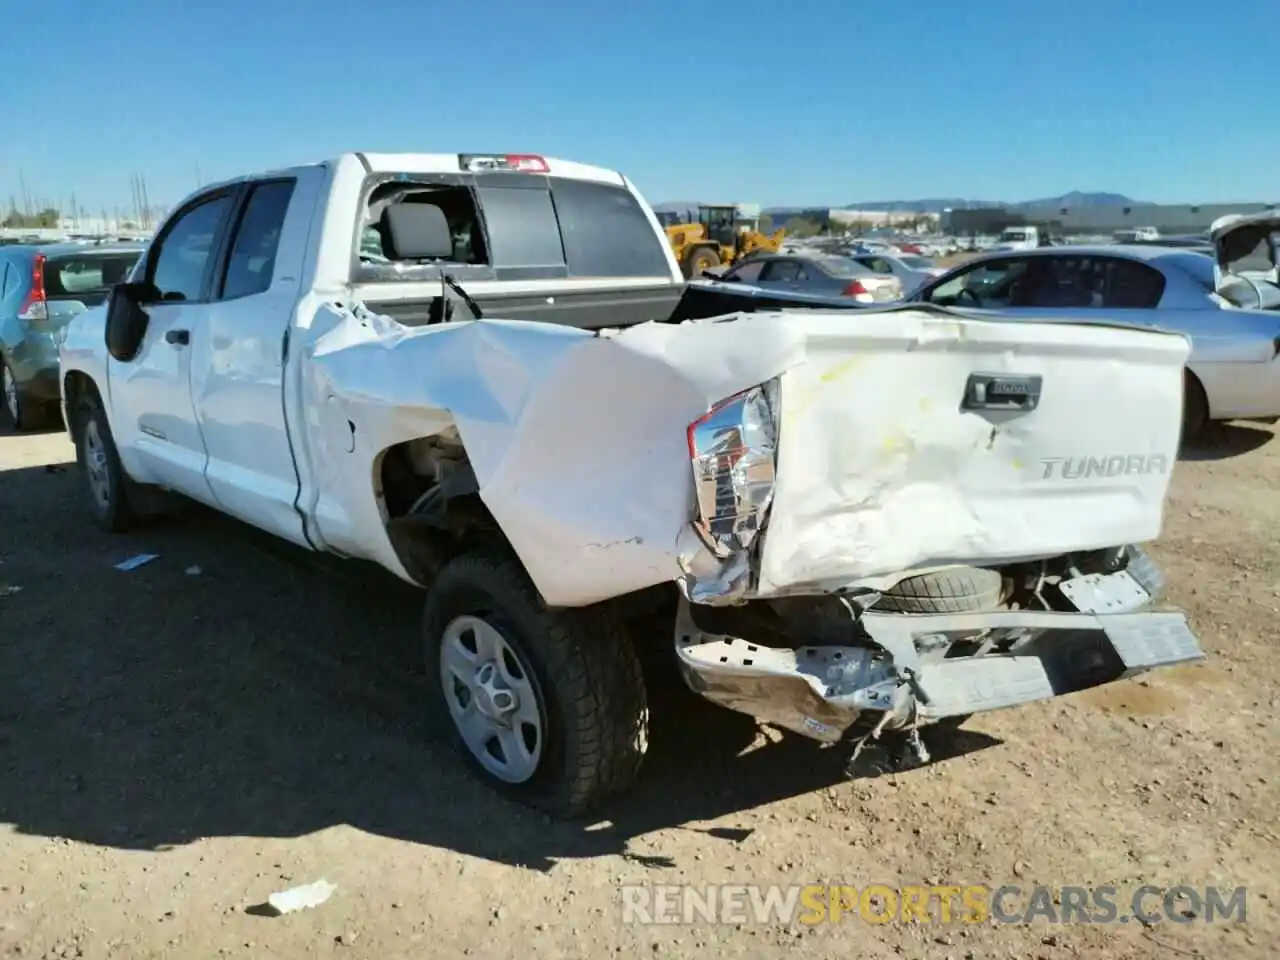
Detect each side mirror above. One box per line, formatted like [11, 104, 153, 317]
[716, 273, 740, 283]
[104, 282, 159, 362]
[117, 280, 160, 305]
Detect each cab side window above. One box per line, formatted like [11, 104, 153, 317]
[925, 258, 1028, 305]
[149, 195, 234, 302]
[219, 181, 296, 300]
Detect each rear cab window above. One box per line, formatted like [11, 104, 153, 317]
[352, 165, 673, 285]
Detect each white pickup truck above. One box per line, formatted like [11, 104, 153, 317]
[59, 151, 1205, 817]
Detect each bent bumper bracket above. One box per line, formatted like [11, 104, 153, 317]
[674, 597, 1205, 744]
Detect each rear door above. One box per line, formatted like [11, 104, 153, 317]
[107, 189, 238, 500]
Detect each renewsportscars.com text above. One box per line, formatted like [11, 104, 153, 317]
[621, 883, 1248, 926]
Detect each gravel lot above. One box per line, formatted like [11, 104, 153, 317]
[1, 422, 1276, 959]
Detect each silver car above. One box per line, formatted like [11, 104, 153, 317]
[909, 239, 1280, 438]
[720, 253, 902, 303]
[846, 251, 946, 296]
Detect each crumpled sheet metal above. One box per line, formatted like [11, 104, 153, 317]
[303, 303, 803, 606]
[300, 303, 1189, 609]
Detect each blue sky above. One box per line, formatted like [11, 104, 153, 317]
[2, 0, 1274, 213]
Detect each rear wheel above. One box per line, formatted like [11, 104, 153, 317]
[1, 358, 44, 432]
[423, 551, 649, 818]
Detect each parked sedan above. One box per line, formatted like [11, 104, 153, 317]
[1, 242, 144, 430]
[719, 254, 902, 303]
[847, 251, 946, 296]
[908, 240, 1280, 438]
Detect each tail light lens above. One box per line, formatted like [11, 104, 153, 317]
[17, 254, 48, 323]
[841, 279, 868, 297]
[686, 381, 780, 559]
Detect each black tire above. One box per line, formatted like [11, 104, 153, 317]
[684, 246, 721, 278]
[875, 567, 1004, 613]
[72, 392, 137, 533]
[1, 357, 44, 432]
[423, 551, 649, 818]
[1180, 370, 1209, 446]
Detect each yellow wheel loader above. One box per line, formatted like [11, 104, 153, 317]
[665, 204, 786, 278]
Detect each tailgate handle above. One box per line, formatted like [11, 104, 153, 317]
[962, 373, 1042, 412]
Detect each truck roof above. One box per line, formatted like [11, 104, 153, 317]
[198, 152, 628, 194]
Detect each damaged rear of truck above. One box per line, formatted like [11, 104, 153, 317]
[311, 295, 1204, 817]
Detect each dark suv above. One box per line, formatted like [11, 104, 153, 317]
[1, 242, 143, 429]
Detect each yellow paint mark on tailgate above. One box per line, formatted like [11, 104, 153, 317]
[820, 356, 864, 383]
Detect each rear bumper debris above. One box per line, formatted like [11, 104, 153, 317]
[674, 565, 1204, 744]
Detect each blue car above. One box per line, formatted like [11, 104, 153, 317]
[1, 242, 143, 429]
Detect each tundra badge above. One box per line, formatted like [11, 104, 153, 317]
[1039, 454, 1170, 480]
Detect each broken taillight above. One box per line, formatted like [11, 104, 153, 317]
[686, 381, 780, 559]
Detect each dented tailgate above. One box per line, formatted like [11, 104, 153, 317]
[754, 311, 1191, 595]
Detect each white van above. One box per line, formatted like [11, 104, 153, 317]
[995, 226, 1041, 250]
[1114, 227, 1160, 243]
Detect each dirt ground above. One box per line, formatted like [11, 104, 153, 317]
[1, 421, 1277, 959]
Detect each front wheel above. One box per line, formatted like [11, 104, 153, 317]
[423, 551, 649, 818]
[72, 394, 136, 532]
[684, 247, 721, 278]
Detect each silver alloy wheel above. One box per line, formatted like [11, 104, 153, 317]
[3, 366, 17, 423]
[83, 418, 112, 508]
[439, 614, 544, 783]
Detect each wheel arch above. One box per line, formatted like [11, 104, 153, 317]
[61, 369, 105, 439]
[1184, 364, 1212, 419]
[373, 431, 517, 589]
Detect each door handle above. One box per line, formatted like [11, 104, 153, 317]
[165, 329, 190, 346]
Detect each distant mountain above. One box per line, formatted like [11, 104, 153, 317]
[1017, 191, 1143, 209]
[838, 198, 995, 214]
[836, 192, 1144, 214]
[660, 193, 1147, 217]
